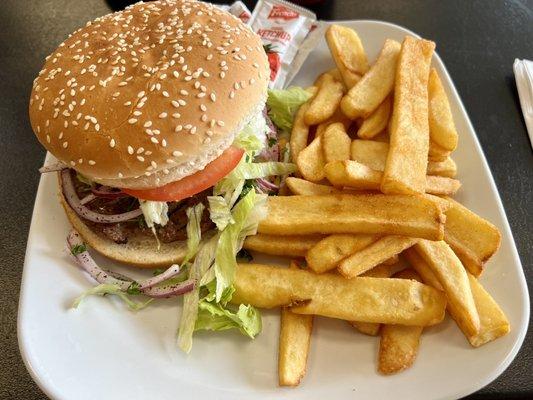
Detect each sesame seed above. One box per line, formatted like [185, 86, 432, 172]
[190, 126, 197, 134]
[128, 146, 134, 154]
[171, 100, 180, 108]
[217, 120, 225, 127]
[173, 71, 180, 78]
[133, 110, 142, 116]
[137, 156, 145, 162]
[159, 112, 167, 118]
[88, 160, 96, 165]
[128, 118, 137, 124]
[118, 173, 123, 178]
[172, 150, 182, 157]
[229, 91, 235, 99]
[162, 91, 170, 97]
[161, 139, 167, 147]
[144, 121, 152, 127]
[172, 113, 181, 118]
[180, 89, 188, 96]
[137, 147, 144, 154]
[178, 99, 186, 106]
[175, 125, 183, 132]
[151, 161, 157, 168]
[62, 141, 68, 148]
[210, 93, 216, 102]
[109, 139, 115, 148]
[200, 104, 207, 111]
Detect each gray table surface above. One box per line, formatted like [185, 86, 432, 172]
[0, 0, 531, 399]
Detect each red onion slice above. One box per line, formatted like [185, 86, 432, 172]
[66, 230, 195, 298]
[137, 264, 181, 290]
[256, 178, 279, 191]
[67, 230, 131, 290]
[80, 193, 97, 205]
[91, 185, 128, 199]
[60, 169, 143, 224]
[39, 161, 68, 173]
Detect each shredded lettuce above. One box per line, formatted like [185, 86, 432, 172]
[266, 87, 312, 133]
[214, 189, 258, 302]
[183, 203, 205, 265]
[195, 302, 261, 338]
[139, 200, 169, 228]
[177, 234, 219, 353]
[72, 284, 153, 310]
[227, 160, 297, 181]
[207, 196, 234, 231]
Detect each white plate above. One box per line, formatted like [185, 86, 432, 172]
[19, 20, 529, 400]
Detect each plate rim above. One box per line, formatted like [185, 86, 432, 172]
[17, 18, 530, 400]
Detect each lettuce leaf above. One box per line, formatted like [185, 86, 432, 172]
[177, 234, 219, 353]
[195, 302, 261, 338]
[227, 161, 297, 181]
[72, 284, 153, 311]
[234, 112, 268, 156]
[214, 189, 258, 302]
[139, 200, 169, 228]
[266, 87, 312, 133]
[182, 203, 205, 265]
[207, 196, 234, 231]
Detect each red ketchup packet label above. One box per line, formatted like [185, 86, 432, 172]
[250, 0, 316, 89]
[218, 1, 252, 24]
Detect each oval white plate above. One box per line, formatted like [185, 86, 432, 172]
[19, 20, 529, 400]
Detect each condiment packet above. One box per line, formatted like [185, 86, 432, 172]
[217, 1, 252, 24]
[250, 0, 317, 89]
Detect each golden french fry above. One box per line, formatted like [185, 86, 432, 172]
[306, 234, 378, 274]
[325, 160, 382, 190]
[428, 140, 451, 162]
[244, 234, 323, 257]
[279, 262, 313, 387]
[322, 123, 351, 163]
[427, 157, 457, 178]
[338, 236, 418, 278]
[316, 107, 352, 137]
[258, 194, 446, 240]
[425, 175, 461, 196]
[350, 263, 398, 335]
[466, 273, 510, 347]
[232, 263, 447, 326]
[351, 140, 457, 177]
[428, 68, 458, 152]
[304, 74, 345, 125]
[415, 240, 480, 337]
[373, 131, 390, 142]
[381, 37, 435, 195]
[290, 102, 312, 162]
[314, 68, 344, 88]
[379, 268, 424, 375]
[325, 160, 460, 195]
[340, 39, 401, 119]
[437, 196, 501, 276]
[382, 255, 400, 265]
[326, 25, 369, 88]
[357, 96, 392, 139]
[286, 177, 341, 196]
[297, 136, 326, 182]
[404, 248, 510, 346]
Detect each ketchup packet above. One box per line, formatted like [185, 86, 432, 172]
[218, 1, 252, 24]
[250, 0, 316, 89]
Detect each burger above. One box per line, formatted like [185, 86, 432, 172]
[29, 0, 295, 268]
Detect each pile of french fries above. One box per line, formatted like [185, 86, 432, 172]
[240, 25, 509, 386]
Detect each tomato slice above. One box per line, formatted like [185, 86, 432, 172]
[123, 146, 244, 201]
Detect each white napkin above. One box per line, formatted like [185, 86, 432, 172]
[513, 59, 533, 147]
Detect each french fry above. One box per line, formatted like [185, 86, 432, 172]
[381, 37, 435, 195]
[404, 248, 510, 346]
[341, 39, 401, 119]
[437, 196, 501, 276]
[350, 263, 397, 336]
[306, 234, 378, 274]
[322, 123, 351, 163]
[414, 240, 480, 337]
[290, 102, 312, 162]
[286, 177, 341, 196]
[297, 136, 326, 182]
[466, 273, 510, 347]
[314, 68, 344, 88]
[378, 268, 424, 375]
[428, 140, 451, 162]
[279, 262, 314, 386]
[244, 234, 323, 257]
[357, 96, 392, 139]
[258, 194, 446, 240]
[382, 254, 400, 265]
[304, 74, 345, 125]
[316, 107, 353, 137]
[338, 236, 418, 278]
[428, 68, 458, 152]
[325, 160, 460, 195]
[325, 160, 382, 190]
[326, 25, 369, 88]
[232, 263, 447, 326]
[350, 140, 457, 177]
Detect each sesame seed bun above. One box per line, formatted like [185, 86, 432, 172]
[30, 0, 269, 189]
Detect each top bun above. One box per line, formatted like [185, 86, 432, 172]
[29, 0, 269, 189]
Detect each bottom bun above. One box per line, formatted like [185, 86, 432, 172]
[60, 191, 189, 268]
